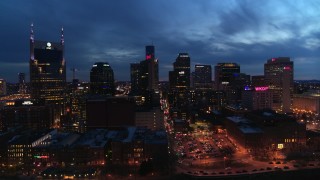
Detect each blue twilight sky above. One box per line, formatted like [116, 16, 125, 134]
[0, 0, 320, 83]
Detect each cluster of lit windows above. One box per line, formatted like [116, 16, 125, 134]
[134, 148, 143, 158]
[284, 138, 297, 143]
[9, 145, 31, 148]
[8, 148, 24, 153]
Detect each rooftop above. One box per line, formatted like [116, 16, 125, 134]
[227, 116, 263, 134]
[74, 129, 109, 148]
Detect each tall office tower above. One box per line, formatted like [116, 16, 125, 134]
[252, 75, 266, 87]
[130, 45, 159, 93]
[264, 57, 293, 113]
[242, 86, 272, 111]
[130, 63, 140, 94]
[18, 73, 27, 94]
[90, 62, 115, 96]
[29, 24, 66, 121]
[146, 45, 155, 60]
[169, 53, 191, 90]
[193, 64, 212, 90]
[130, 46, 159, 108]
[144, 45, 159, 91]
[0, 79, 6, 96]
[228, 73, 251, 105]
[214, 63, 240, 90]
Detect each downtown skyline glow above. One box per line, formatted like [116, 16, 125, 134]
[0, 0, 320, 82]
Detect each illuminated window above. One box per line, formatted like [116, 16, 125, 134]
[277, 144, 284, 149]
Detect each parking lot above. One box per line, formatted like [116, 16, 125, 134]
[174, 121, 239, 168]
[171, 120, 320, 177]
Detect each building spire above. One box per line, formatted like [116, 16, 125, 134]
[30, 23, 34, 43]
[61, 26, 64, 45]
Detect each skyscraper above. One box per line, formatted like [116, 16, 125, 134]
[252, 75, 266, 87]
[144, 45, 159, 91]
[18, 73, 27, 94]
[145, 45, 155, 60]
[214, 63, 240, 90]
[29, 24, 66, 106]
[193, 64, 212, 90]
[264, 57, 293, 113]
[242, 86, 272, 110]
[90, 62, 115, 96]
[130, 46, 159, 108]
[130, 63, 140, 94]
[169, 53, 191, 90]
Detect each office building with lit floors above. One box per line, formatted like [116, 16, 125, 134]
[130, 63, 141, 95]
[130, 45, 159, 108]
[144, 45, 159, 92]
[225, 110, 306, 159]
[90, 62, 115, 96]
[214, 63, 240, 91]
[29, 24, 66, 122]
[0, 99, 54, 130]
[251, 75, 266, 87]
[242, 86, 273, 111]
[169, 53, 191, 91]
[193, 64, 212, 90]
[135, 107, 164, 130]
[18, 73, 27, 94]
[108, 127, 168, 174]
[264, 57, 293, 113]
[292, 90, 320, 114]
[168, 53, 191, 109]
[6, 129, 56, 166]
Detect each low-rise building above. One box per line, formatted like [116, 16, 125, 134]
[135, 107, 164, 130]
[0, 99, 54, 130]
[107, 127, 168, 174]
[225, 110, 306, 159]
[293, 91, 320, 114]
[7, 129, 56, 166]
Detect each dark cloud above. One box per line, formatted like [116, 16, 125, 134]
[0, 0, 319, 82]
[218, 0, 260, 35]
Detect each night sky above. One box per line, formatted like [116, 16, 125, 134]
[1, 0, 320, 83]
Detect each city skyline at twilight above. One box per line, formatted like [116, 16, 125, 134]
[1, 0, 320, 83]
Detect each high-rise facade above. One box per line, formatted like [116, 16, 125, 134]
[264, 57, 293, 113]
[130, 46, 159, 108]
[193, 64, 212, 90]
[252, 75, 266, 87]
[168, 53, 191, 109]
[130, 63, 140, 94]
[242, 86, 273, 110]
[169, 53, 191, 90]
[214, 63, 240, 90]
[144, 45, 158, 91]
[29, 24, 66, 111]
[130, 45, 159, 93]
[18, 73, 27, 94]
[0, 100, 54, 130]
[90, 62, 115, 96]
[145, 45, 155, 60]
